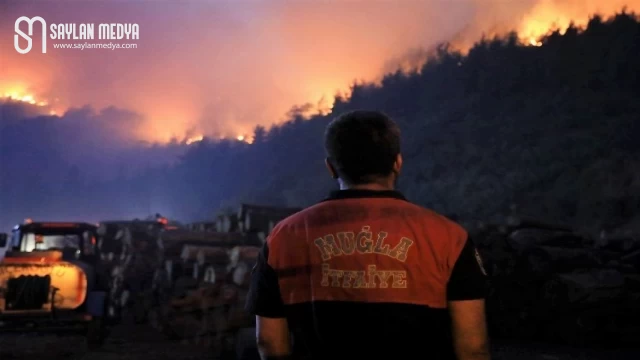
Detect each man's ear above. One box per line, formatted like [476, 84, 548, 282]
[325, 158, 338, 179]
[393, 153, 403, 174]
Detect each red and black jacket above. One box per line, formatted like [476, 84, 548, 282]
[246, 189, 488, 360]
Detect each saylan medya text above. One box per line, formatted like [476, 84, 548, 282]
[314, 226, 414, 289]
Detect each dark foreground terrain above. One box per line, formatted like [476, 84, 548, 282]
[1, 323, 639, 360]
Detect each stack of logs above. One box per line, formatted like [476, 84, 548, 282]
[149, 229, 261, 356]
[147, 204, 300, 356]
[473, 216, 640, 345]
[96, 220, 166, 322]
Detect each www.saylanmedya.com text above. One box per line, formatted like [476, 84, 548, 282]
[52, 42, 138, 50]
[314, 226, 414, 289]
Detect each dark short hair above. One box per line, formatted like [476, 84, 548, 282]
[324, 110, 401, 185]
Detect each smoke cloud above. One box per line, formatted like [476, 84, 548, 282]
[2, 1, 638, 143]
[1, 0, 639, 230]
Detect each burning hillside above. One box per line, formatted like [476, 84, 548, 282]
[2, 1, 639, 144]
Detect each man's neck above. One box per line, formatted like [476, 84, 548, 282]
[339, 182, 394, 191]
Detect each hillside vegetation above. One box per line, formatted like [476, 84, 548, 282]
[164, 12, 640, 232]
[3, 12, 640, 232]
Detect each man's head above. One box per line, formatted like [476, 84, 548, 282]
[324, 110, 402, 189]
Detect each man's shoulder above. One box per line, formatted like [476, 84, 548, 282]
[268, 198, 467, 240]
[271, 210, 300, 226]
[266, 206, 308, 237]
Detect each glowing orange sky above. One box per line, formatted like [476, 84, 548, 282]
[1, 0, 638, 144]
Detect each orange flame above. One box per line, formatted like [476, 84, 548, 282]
[2, 88, 55, 115]
[185, 135, 204, 145]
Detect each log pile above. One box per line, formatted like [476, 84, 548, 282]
[148, 228, 262, 356]
[475, 216, 640, 345]
[151, 203, 296, 356]
[215, 214, 241, 233]
[187, 222, 216, 232]
[96, 220, 167, 322]
[234, 204, 302, 242]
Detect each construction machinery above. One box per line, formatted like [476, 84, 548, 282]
[0, 220, 110, 348]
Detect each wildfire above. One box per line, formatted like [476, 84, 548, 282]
[4, 2, 638, 146]
[519, 14, 571, 47]
[1, 88, 59, 115]
[183, 133, 253, 145]
[528, 38, 543, 47]
[3, 92, 42, 106]
[236, 135, 255, 144]
[185, 135, 204, 145]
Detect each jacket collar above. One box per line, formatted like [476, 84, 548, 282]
[324, 189, 407, 201]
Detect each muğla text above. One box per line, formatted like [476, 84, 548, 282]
[314, 226, 414, 289]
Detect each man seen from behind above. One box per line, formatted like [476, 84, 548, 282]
[246, 110, 491, 360]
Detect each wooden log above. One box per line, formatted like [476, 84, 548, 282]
[225, 286, 253, 330]
[508, 228, 566, 255]
[197, 246, 230, 267]
[505, 216, 573, 232]
[543, 269, 626, 307]
[244, 214, 251, 233]
[237, 205, 245, 228]
[193, 263, 200, 280]
[239, 204, 302, 233]
[164, 290, 204, 343]
[180, 245, 200, 262]
[621, 249, 640, 266]
[215, 216, 224, 233]
[165, 259, 174, 283]
[222, 216, 231, 233]
[97, 223, 126, 254]
[165, 259, 193, 284]
[181, 262, 197, 280]
[161, 230, 251, 251]
[238, 204, 302, 219]
[186, 222, 216, 232]
[541, 233, 590, 248]
[524, 245, 600, 275]
[222, 214, 240, 233]
[228, 246, 260, 268]
[231, 263, 251, 288]
[202, 265, 230, 285]
[200, 305, 228, 354]
[171, 276, 200, 298]
[597, 236, 640, 253]
[157, 285, 224, 345]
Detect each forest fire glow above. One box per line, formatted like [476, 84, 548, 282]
[2, 89, 54, 111]
[2, 1, 639, 145]
[185, 135, 204, 145]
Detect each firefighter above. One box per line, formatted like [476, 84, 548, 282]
[246, 110, 490, 360]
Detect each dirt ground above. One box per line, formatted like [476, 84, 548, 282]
[1, 324, 639, 360]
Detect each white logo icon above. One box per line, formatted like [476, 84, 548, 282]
[14, 16, 47, 54]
